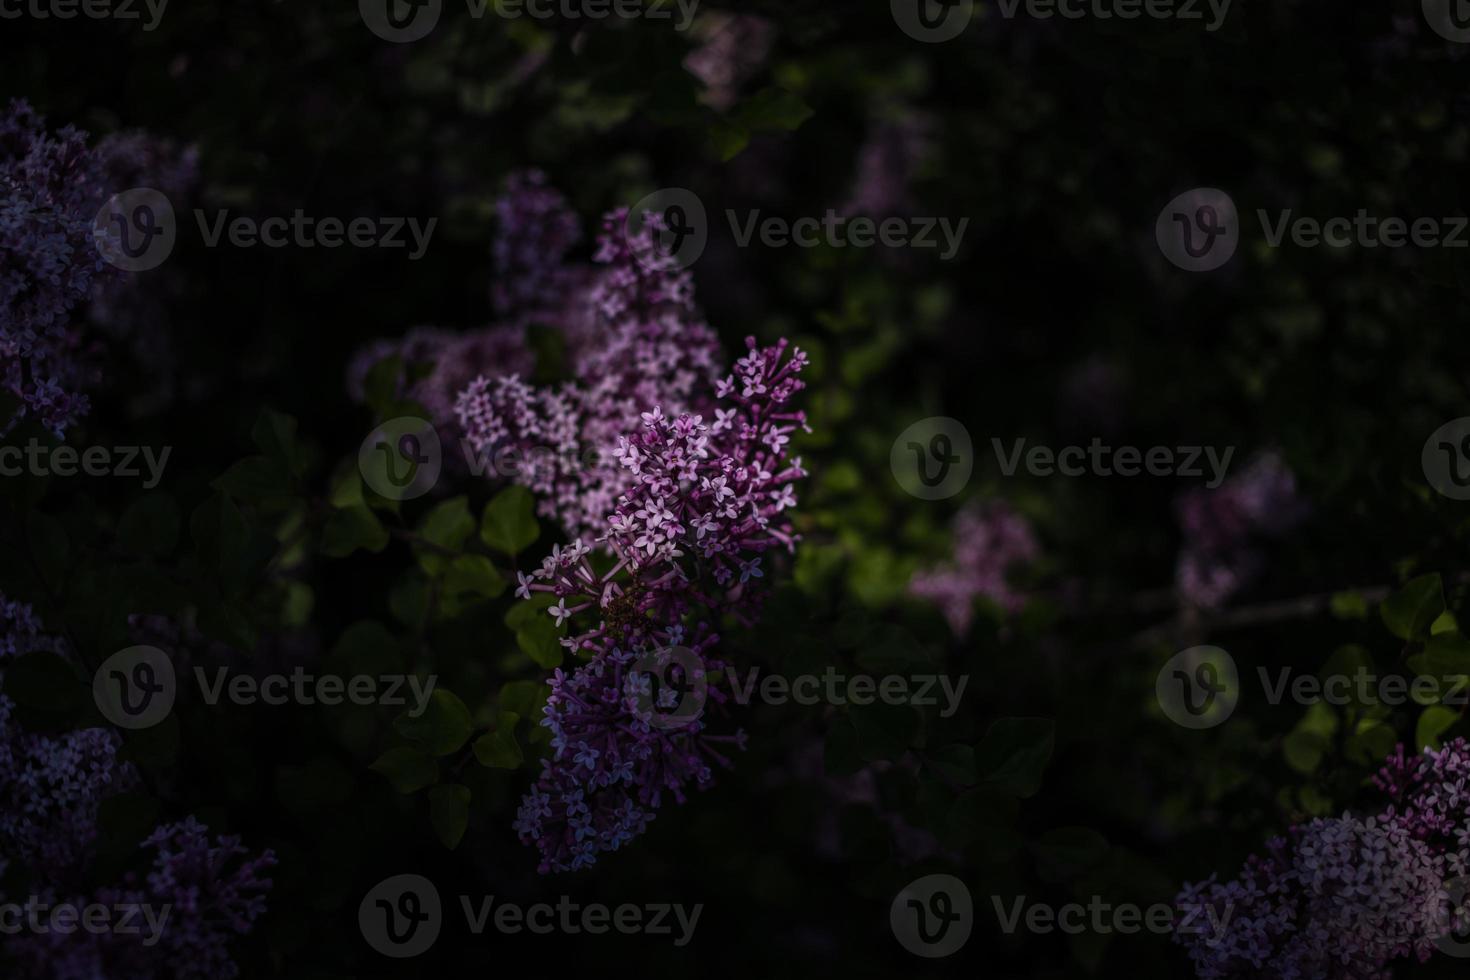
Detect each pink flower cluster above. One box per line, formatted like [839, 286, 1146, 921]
[456, 207, 724, 537]
[908, 501, 1039, 636]
[511, 337, 809, 871]
[1175, 738, 1470, 979]
[1174, 451, 1309, 610]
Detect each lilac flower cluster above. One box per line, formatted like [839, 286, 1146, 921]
[841, 115, 932, 220]
[1174, 451, 1310, 609]
[1, 596, 276, 977]
[491, 169, 582, 317]
[510, 337, 809, 872]
[683, 13, 777, 111]
[1175, 738, 1470, 979]
[1, 99, 197, 435]
[0, 594, 135, 875]
[908, 501, 1039, 636]
[456, 207, 723, 537]
[0, 100, 112, 436]
[9, 818, 277, 980]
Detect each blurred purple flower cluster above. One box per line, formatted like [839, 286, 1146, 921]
[10, 818, 276, 980]
[1174, 451, 1309, 609]
[683, 13, 777, 111]
[0, 595, 275, 977]
[1, 100, 196, 436]
[0, 595, 133, 873]
[908, 501, 1040, 636]
[1175, 738, 1470, 979]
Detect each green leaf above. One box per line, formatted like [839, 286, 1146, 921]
[212, 456, 289, 502]
[479, 486, 540, 555]
[191, 492, 274, 592]
[393, 690, 474, 757]
[369, 747, 439, 793]
[329, 463, 365, 509]
[1409, 631, 1470, 678]
[444, 555, 506, 599]
[416, 496, 473, 574]
[117, 494, 181, 557]
[472, 713, 523, 769]
[1283, 730, 1329, 774]
[1381, 573, 1445, 641]
[1329, 591, 1369, 620]
[498, 681, 547, 720]
[977, 717, 1055, 799]
[709, 119, 749, 161]
[251, 408, 305, 478]
[1417, 705, 1460, 751]
[738, 87, 814, 134]
[429, 784, 471, 849]
[321, 504, 389, 557]
[516, 617, 563, 669]
[504, 593, 556, 630]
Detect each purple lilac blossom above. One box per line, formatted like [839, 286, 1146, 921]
[0, 594, 137, 875]
[9, 817, 276, 980]
[1174, 451, 1309, 610]
[908, 501, 1039, 636]
[0, 100, 113, 436]
[1, 100, 196, 435]
[511, 337, 809, 871]
[683, 13, 777, 111]
[1174, 738, 1470, 979]
[841, 114, 931, 220]
[457, 207, 724, 538]
[491, 169, 582, 317]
